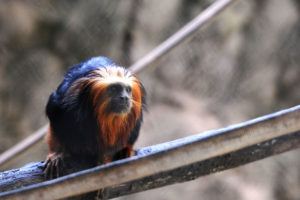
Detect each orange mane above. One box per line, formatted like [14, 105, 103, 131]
[86, 67, 143, 149]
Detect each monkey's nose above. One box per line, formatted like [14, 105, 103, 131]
[119, 96, 130, 104]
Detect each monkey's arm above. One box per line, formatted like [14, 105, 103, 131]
[44, 91, 100, 179]
[43, 93, 68, 179]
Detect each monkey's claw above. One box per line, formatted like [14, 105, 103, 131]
[43, 153, 64, 180]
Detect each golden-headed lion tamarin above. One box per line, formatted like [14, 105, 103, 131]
[44, 56, 146, 179]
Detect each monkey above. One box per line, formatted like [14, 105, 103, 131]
[43, 56, 146, 179]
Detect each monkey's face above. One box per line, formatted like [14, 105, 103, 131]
[106, 83, 132, 114]
[77, 66, 143, 120]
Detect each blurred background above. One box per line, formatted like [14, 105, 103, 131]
[0, 0, 299, 199]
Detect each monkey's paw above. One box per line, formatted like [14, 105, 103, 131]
[43, 152, 64, 180]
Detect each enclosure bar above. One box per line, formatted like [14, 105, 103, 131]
[1, 105, 300, 200]
[105, 131, 300, 199]
[129, 0, 238, 72]
[0, 125, 48, 168]
[0, 132, 298, 198]
[0, 0, 238, 168]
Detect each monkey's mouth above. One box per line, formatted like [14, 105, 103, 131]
[108, 99, 132, 114]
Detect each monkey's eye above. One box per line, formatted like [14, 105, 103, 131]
[108, 85, 120, 94]
[110, 85, 117, 92]
[126, 87, 132, 94]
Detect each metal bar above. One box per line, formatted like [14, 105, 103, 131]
[0, 0, 238, 168]
[0, 105, 300, 200]
[105, 131, 300, 199]
[0, 130, 299, 199]
[129, 0, 238, 72]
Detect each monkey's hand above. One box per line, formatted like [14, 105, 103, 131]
[43, 152, 65, 180]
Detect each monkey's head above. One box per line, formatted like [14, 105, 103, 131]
[88, 66, 144, 118]
[64, 65, 144, 115]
